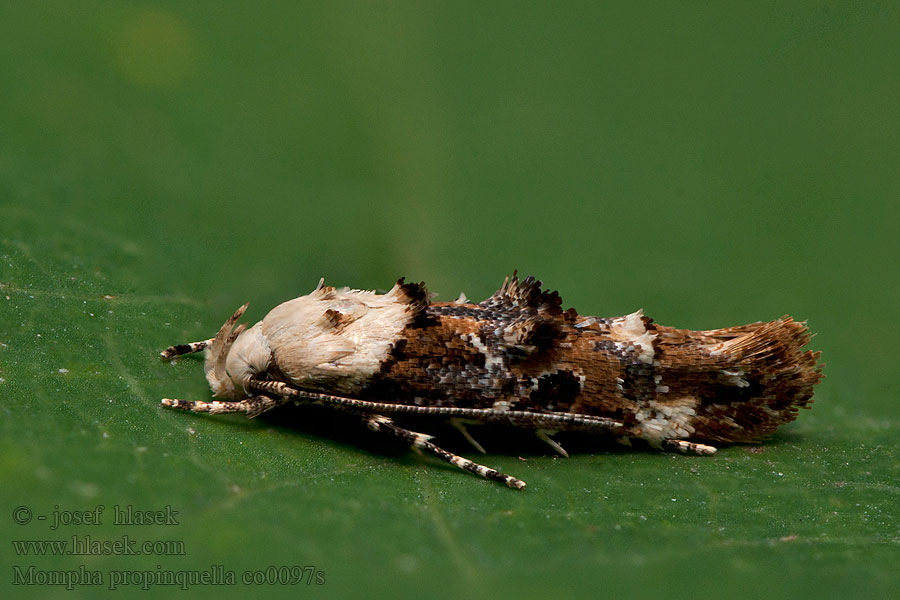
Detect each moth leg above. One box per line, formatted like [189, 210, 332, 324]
[449, 418, 487, 454]
[662, 439, 718, 455]
[161, 395, 288, 418]
[365, 414, 526, 490]
[160, 338, 215, 359]
[536, 429, 569, 458]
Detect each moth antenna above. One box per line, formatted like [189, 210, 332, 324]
[314, 277, 325, 291]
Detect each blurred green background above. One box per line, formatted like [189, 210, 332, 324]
[1, 2, 898, 599]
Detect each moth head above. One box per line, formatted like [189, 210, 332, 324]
[204, 304, 272, 399]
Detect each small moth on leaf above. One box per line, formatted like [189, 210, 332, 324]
[160, 273, 822, 490]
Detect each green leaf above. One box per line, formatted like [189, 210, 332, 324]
[2, 3, 898, 600]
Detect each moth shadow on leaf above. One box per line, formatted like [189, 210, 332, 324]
[255, 403, 640, 462]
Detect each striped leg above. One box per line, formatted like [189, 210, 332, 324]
[365, 414, 526, 490]
[161, 395, 289, 418]
[160, 338, 215, 359]
[536, 429, 569, 457]
[662, 439, 718, 455]
[449, 418, 487, 454]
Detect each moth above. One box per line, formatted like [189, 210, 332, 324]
[160, 273, 822, 489]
